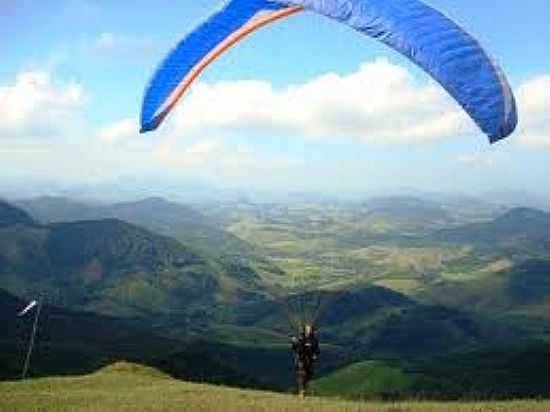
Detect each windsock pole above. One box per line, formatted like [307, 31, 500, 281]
[21, 297, 42, 380]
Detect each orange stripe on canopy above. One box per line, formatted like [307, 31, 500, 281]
[154, 5, 304, 123]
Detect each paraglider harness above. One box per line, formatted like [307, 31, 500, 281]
[291, 327, 320, 396]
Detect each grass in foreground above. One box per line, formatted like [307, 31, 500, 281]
[1, 362, 549, 412]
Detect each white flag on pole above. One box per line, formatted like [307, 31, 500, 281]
[18, 301, 37, 317]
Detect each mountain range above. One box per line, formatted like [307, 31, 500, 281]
[2, 195, 550, 398]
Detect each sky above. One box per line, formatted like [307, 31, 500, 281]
[1, 0, 549, 197]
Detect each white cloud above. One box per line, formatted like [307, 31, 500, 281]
[11, 59, 550, 194]
[168, 58, 472, 144]
[457, 151, 500, 168]
[516, 75, 550, 148]
[98, 117, 138, 143]
[89, 32, 159, 60]
[0, 71, 84, 139]
[0, 146, 51, 155]
[156, 139, 224, 169]
[155, 137, 298, 180]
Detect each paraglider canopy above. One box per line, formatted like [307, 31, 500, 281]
[140, 0, 517, 142]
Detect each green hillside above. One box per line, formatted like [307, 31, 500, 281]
[312, 361, 422, 400]
[420, 209, 550, 326]
[1, 363, 549, 412]
[15, 196, 289, 319]
[3, 199, 513, 360]
[212, 200, 550, 327]
[0, 217, 241, 319]
[313, 341, 550, 401]
[312, 287, 518, 359]
[16, 196, 284, 282]
[362, 196, 453, 233]
[435, 208, 550, 244]
[0, 289, 263, 387]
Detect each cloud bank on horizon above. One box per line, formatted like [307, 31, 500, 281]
[1, 59, 550, 191]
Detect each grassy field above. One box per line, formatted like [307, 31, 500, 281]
[1, 363, 549, 412]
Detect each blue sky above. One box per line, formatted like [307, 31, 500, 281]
[1, 0, 549, 196]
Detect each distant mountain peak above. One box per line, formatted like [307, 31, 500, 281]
[437, 206, 550, 244]
[46, 218, 202, 273]
[0, 199, 36, 227]
[497, 207, 549, 222]
[135, 196, 167, 205]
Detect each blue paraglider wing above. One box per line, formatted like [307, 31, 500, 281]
[140, 0, 303, 133]
[278, 0, 517, 142]
[141, 0, 517, 143]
